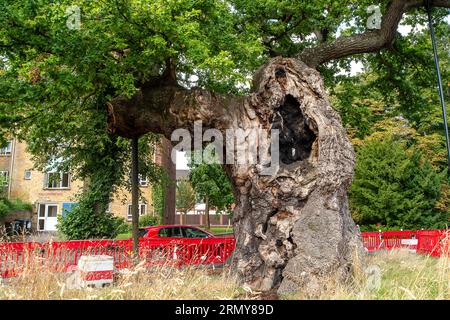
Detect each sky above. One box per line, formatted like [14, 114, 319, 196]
[176, 151, 189, 170]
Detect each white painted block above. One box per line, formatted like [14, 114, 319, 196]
[401, 239, 418, 246]
[77, 255, 114, 288]
[78, 255, 114, 272]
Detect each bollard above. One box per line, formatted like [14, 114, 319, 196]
[67, 255, 114, 289]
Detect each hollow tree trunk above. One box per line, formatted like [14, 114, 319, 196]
[107, 57, 363, 295]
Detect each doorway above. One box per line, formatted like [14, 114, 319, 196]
[37, 203, 58, 231]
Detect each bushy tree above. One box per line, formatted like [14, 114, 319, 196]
[56, 132, 161, 240]
[57, 198, 125, 240]
[188, 151, 234, 229]
[176, 178, 196, 224]
[349, 137, 447, 230]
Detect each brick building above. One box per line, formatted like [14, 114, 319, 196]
[0, 139, 156, 231]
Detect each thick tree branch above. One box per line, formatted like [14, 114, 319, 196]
[106, 84, 243, 138]
[298, 0, 450, 68]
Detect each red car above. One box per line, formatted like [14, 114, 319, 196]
[138, 225, 217, 239]
[136, 225, 235, 266]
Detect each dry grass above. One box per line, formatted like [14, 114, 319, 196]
[0, 250, 448, 300]
[0, 263, 242, 300]
[282, 250, 449, 300]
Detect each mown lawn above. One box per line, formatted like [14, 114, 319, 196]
[208, 226, 234, 235]
[116, 232, 131, 240]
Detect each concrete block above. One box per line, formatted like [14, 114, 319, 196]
[66, 255, 114, 289]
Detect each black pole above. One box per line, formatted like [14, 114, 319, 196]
[131, 136, 140, 256]
[425, 1, 450, 174]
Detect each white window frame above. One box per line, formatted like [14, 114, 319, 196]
[44, 172, 70, 189]
[0, 141, 12, 155]
[128, 173, 148, 187]
[24, 170, 32, 180]
[0, 171, 9, 186]
[139, 175, 148, 187]
[127, 203, 147, 221]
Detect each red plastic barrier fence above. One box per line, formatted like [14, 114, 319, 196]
[361, 229, 449, 257]
[1, 230, 447, 279]
[0, 237, 236, 278]
[360, 230, 418, 252]
[416, 230, 449, 257]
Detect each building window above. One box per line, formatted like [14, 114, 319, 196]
[127, 203, 147, 221]
[0, 171, 9, 186]
[139, 175, 148, 187]
[0, 141, 12, 155]
[128, 173, 148, 187]
[24, 170, 32, 180]
[44, 172, 70, 189]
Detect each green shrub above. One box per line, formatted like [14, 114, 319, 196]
[10, 199, 33, 211]
[350, 137, 445, 230]
[57, 190, 124, 240]
[58, 206, 124, 240]
[139, 214, 160, 227]
[0, 200, 10, 218]
[0, 197, 33, 218]
[116, 217, 131, 233]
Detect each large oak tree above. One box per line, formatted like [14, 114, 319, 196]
[1, 0, 449, 295]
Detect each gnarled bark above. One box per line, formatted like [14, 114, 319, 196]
[107, 84, 241, 138]
[108, 57, 363, 295]
[228, 58, 362, 295]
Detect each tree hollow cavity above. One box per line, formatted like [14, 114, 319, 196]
[271, 95, 316, 165]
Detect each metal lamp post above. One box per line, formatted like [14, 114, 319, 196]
[425, 1, 450, 174]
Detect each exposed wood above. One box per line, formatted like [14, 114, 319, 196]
[108, 57, 363, 294]
[107, 84, 240, 138]
[228, 58, 361, 295]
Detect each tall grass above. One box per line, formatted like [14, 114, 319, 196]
[282, 250, 449, 300]
[0, 250, 448, 300]
[0, 263, 241, 300]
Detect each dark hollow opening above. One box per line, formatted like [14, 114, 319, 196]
[271, 95, 316, 165]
